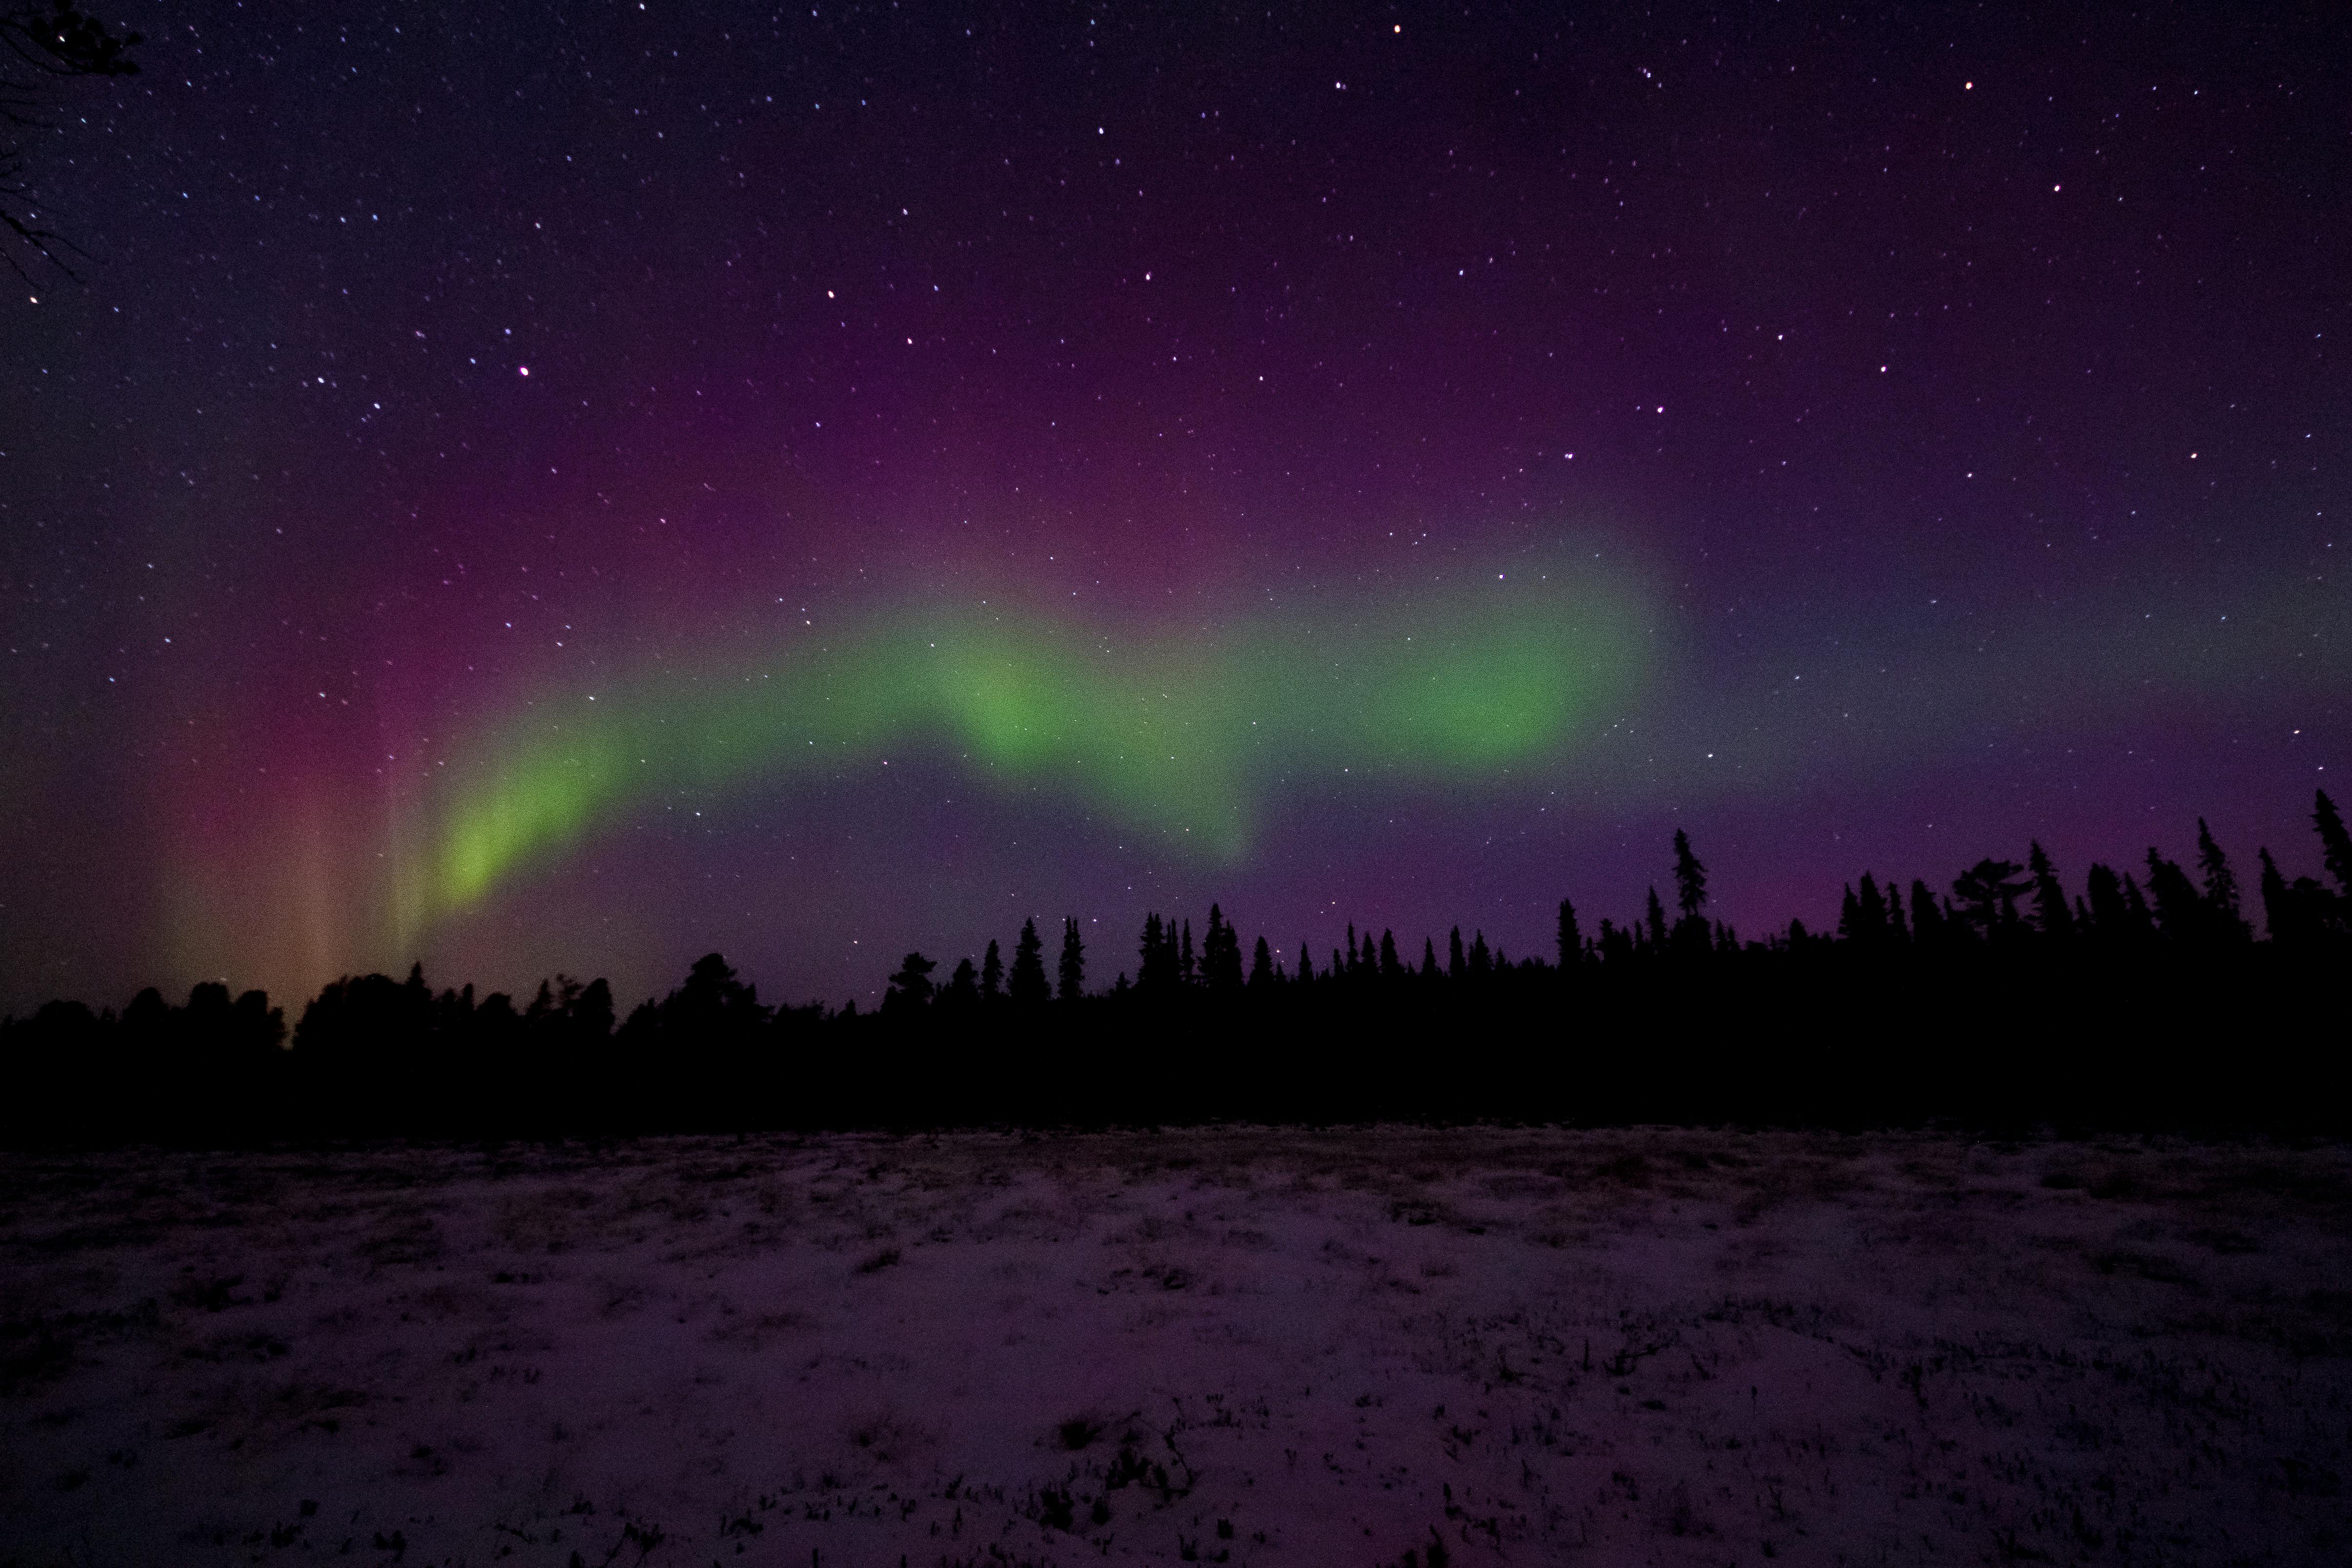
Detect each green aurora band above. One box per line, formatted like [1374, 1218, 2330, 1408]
[401, 570, 1650, 935]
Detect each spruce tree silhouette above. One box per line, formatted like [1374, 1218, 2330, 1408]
[1009, 918, 1050, 1008]
[1838, 885, 1865, 944]
[1856, 873, 1891, 944]
[2083, 863, 2132, 941]
[524, 977, 562, 1036]
[1908, 879, 1946, 948]
[1201, 903, 1244, 993]
[1249, 935, 1274, 989]
[941, 957, 980, 1012]
[1138, 914, 1176, 994]
[2258, 848, 2291, 942]
[573, 977, 614, 1046]
[980, 939, 1004, 1002]
[2194, 818, 2251, 942]
[2313, 790, 2352, 897]
[1670, 830, 1708, 952]
[1057, 917, 1086, 1002]
[2026, 843, 2073, 939]
[1448, 926, 1466, 981]
[1556, 897, 1583, 971]
[2143, 849, 2209, 946]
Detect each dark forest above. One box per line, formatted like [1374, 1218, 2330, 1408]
[9, 793, 2347, 1140]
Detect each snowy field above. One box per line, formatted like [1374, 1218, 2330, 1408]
[4, 1127, 2349, 1568]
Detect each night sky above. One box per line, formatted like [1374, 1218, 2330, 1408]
[3, 1, 2344, 1017]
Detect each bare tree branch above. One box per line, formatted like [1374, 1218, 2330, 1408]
[0, 1, 141, 283]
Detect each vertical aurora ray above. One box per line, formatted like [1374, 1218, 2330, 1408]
[402, 568, 1652, 940]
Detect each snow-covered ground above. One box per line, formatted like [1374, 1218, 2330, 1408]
[4, 1127, 2348, 1567]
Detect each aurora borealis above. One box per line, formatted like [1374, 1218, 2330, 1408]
[415, 566, 1647, 933]
[2, 1, 2345, 1014]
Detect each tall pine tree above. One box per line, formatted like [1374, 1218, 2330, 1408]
[2195, 818, 2251, 942]
[1009, 918, 1050, 1008]
[2316, 790, 2352, 896]
[2027, 842, 2073, 938]
[1058, 917, 1086, 1001]
[1674, 827, 1712, 950]
[1203, 904, 1245, 992]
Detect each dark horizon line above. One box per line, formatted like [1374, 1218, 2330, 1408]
[10, 788, 2349, 1032]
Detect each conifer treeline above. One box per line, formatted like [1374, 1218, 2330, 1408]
[6, 794, 2349, 1139]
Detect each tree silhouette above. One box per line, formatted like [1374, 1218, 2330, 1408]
[15, 800, 2352, 1142]
[1951, 858, 2030, 938]
[1138, 913, 1176, 994]
[1908, 879, 1947, 947]
[2083, 863, 2131, 941]
[2314, 790, 2352, 897]
[1009, 918, 1049, 1008]
[1856, 874, 1885, 940]
[1556, 897, 1583, 970]
[1201, 903, 1244, 993]
[1057, 917, 1086, 1002]
[2142, 849, 2208, 945]
[2255, 847, 2343, 946]
[2258, 848, 2298, 944]
[883, 952, 936, 1013]
[1671, 830, 1707, 922]
[662, 953, 769, 1044]
[2, 2, 142, 281]
[2194, 818, 2251, 942]
[1842, 876, 1898, 947]
[2026, 842, 2073, 939]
